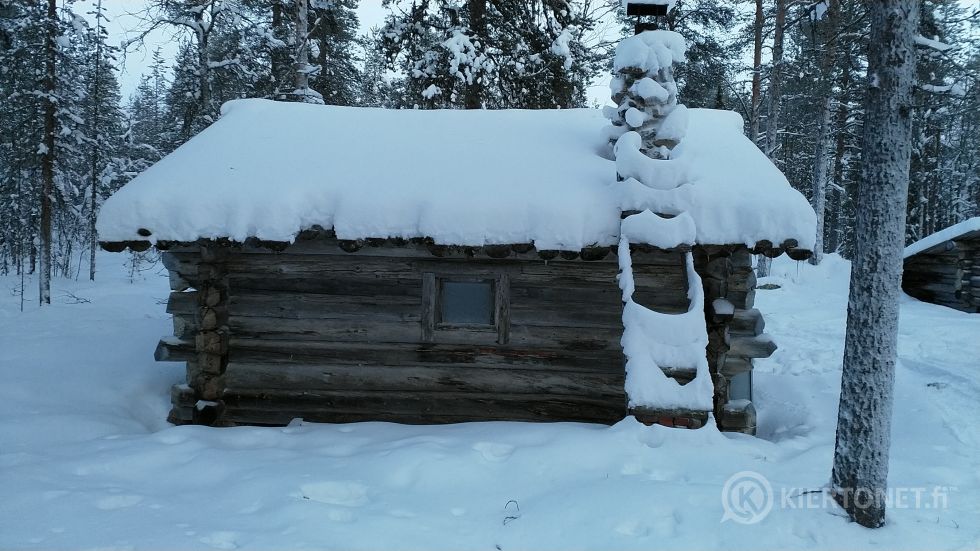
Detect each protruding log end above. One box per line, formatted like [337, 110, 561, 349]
[580, 247, 610, 261]
[338, 239, 363, 253]
[787, 248, 814, 261]
[484, 245, 511, 259]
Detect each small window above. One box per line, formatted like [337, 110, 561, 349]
[439, 280, 494, 325]
[729, 371, 753, 402]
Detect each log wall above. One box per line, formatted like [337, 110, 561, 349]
[158, 238, 691, 426]
[902, 233, 980, 314]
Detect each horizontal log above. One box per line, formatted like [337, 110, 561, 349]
[720, 356, 753, 377]
[169, 271, 191, 292]
[167, 291, 197, 315]
[729, 248, 753, 268]
[221, 390, 627, 425]
[508, 302, 623, 328]
[727, 289, 756, 310]
[902, 281, 960, 295]
[228, 275, 423, 296]
[728, 335, 777, 359]
[173, 315, 197, 340]
[155, 337, 195, 362]
[718, 401, 757, 432]
[229, 292, 422, 322]
[729, 271, 757, 292]
[630, 406, 711, 419]
[170, 383, 196, 408]
[227, 340, 626, 374]
[226, 314, 625, 351]
[224, 362, 625, 396]
[730, 309, 765, 336]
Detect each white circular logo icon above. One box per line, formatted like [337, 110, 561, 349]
[721, 471, 773, 524]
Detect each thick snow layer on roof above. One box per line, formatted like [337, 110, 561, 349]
[98, 99, 815, 250]
[97, 99, 620, 250]
[904, 217, 980, 258]
[616, 109, 817, 249]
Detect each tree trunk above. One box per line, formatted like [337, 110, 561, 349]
[831, 0, 918, 529]
[810, 94, 832, 265]
[89, 0, 104, 281]
[465, 0, 486, 109]
[749, 0, 763, 145]
[828, 62, 852, 254]
[294, 0, 311, 97]
[759, 0, 787, 278]
[809, 0, 839, 265]
[39, 0, 56, 305]
[765, 0, 786, 158]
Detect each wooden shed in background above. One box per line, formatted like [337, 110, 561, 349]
[96, 100, 816, 434]
[903, 218, 980, 313]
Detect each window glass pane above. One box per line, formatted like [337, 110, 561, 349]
[440, 280, 493, 325]
[728, 371, 753, 402]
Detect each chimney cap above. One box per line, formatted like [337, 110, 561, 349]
[625, 2, 669, 16]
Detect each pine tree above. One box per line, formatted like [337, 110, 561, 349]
[831, 0, 918, 529]
[39, 0, 57, 304]
[380, 0, 606, 109]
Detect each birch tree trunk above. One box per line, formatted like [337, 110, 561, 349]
[39, 0, 56, 305]
[809, 0, 839, 265]
[831, 0, 918, 529]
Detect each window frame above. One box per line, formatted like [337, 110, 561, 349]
[422, 271, 510, 345]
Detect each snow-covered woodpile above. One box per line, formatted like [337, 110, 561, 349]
[98, 86, 815, 432]
[902, 217, 980, 313]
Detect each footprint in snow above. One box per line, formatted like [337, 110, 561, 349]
[95, 495, 143, 510]
[614, 520, 650, 537]
[296, 481, 369, 507]
[199, 531, 239, 550]
[473, 442, 515, 462]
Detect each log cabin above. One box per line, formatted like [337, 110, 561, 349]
[96, 99, 816, 434]
[902, 217, 980, 313]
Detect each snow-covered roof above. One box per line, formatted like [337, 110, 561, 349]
[97, 99, 815, 251]
[904, 217, 980, 258]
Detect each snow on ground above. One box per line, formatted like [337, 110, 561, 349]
[1, 253, 978, 550]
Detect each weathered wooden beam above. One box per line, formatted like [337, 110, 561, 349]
[730, 308, 765, 336]
[221, 390, 627, 425]
[718, 401, 757, 434]
[223, 362, 626, 396]
[728, 334, 777, 359]
[720, 356, 753, 377]
[227, 340, 626, 374]
[154, 337, 196, 362]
